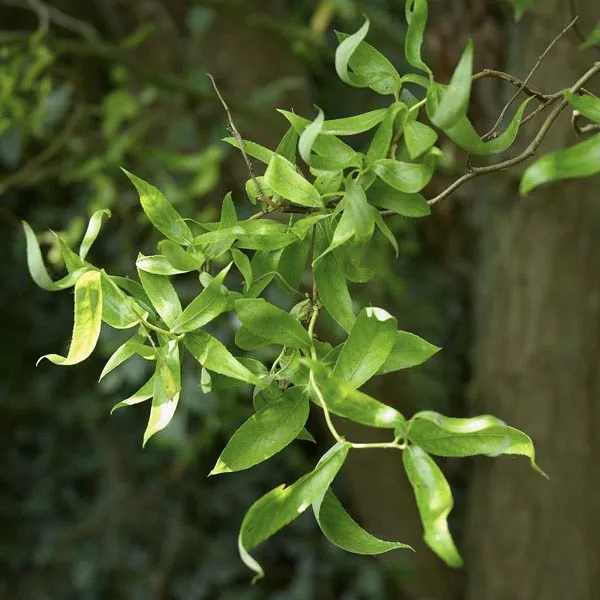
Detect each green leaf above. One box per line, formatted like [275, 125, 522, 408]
[38, 270, 103, 366]
[234, 325, 272, 351]
[143, 340, 181, 446]
[275, 126, 298, 163]
[239, 442, 349, 579]
[428, 41, 473, 130]
[403, 445, 463, 568]
[137, 269, 182, 328]
[264, 154, 323, 208]
[333, 307, 397, 389]
[405, 0, 432, 75]
[299, 107, 324, 165]
[219, 191, 238, 228]
[232, 248, 252, 293]
[309, 361, 405, 429]
[565, 91, 600, 124]
[373, 210, 399, 255]
[313, 170, 343, 195]
[520, 132, 600, 194]
[313, 489, 412, 554]
[336, 23, 401, 95]
[207, 358, 268, 392]
[99, 334, 155, 381]
[407, 411, 546, 476]
[581, 21, 600, 49]
[378, 331, 441, 374]
[443, 99, 530, 155]
[366, 103, 406, 164]
[136, 253, 188, 276]
[404, 121, 439, 160]
[246, 249, 284, 298]
[110, 375, 155, 413]
[122, 169, 193, 245]
[79, 209, 111, 260]
[277, 235, 311, 291]
[55, 233, 85, 273]
[170, 263, 231, 334]
[100, 272, 143, 329]
[222, 137, 274, 165]
[235, 298, 311, 349]
[314, 221, 354, 332]
[110, 276, 154, 316]
[185, 331, 263, 386]
[321, 109, 388, 135]
[367, 179, 430, 217]
[158, 240, 205, 272]
[210, 387, 309, 475]
[372, 158, 433, 193]
[22, 221, 87, 291]
[510, 0, 534, 21]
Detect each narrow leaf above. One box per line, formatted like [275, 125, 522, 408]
[222, 137, 274, 165]
[313, 489, 412, 554]
[79, 209, 111, 260]
[404, 121, 439, 160]
[299, 107, 324, 165]
[372, 159, 433, 194]
[378, 331, 441, 374]
[367, 179, 430, 217]
[111, 375, 155, 413]
[581, 21, 600, 49]
[100, 272, 142, 329]
[405, 0, 432, 74]
[137, 269, 182, 327]
[136, 253, 188, 276]
[100, 334, 154, 381]
[264, 154, 323, 208]
[123, 169, 193, 245]
[38, 270, 103, 366]
[321, 109, 388, 135]
[403, 445, 463, 568]
[239, 443, 349, 579]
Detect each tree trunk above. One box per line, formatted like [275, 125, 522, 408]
[466, 2, 600, 598]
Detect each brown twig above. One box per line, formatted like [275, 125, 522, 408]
[571, 111, 600, 135]
[472, 70, 551, 102]
[483, 17, 578, 142]
[207, 73, 274, 208]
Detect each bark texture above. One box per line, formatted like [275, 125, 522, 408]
[466, 1, 600, 598]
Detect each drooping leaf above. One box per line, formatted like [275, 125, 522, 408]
[405, 0, 432, 75]
[79, 209, 111, 260]
[22, 221, 87, 291]
[275, 126, 298, 163]
[222, 137, 274, 165]
[246, 248, 284, 298]
[366, 102, 406, 163]
[232, 248, 252, 293]
[185, 331, 263, 386]
[313, 489, 412, 554]
[264, 154, 323, 208]
[313, 170, 343, 195]
[314, 220, 355, 332]
[277, 235, 311, 291]
[407, 411, 546, 476]
[299, 107, 324, 165]
[170, 263, 231, 334]
[207, 358, 268, 392]
[110, 375, 155, 413]
[137, 269, 182, 328]
[367, 179, 431, 217]
[309, 361, 405, 429]
[158, 240, 205, 272]
[234, 325, 272, 351]
[336, 22, 401, 95]
[55, 233, 85, 273]
[520, 133, 600, 194]
[143, 340, 181, 446]
[377, 331, 441, 374]
[333, 307, 397, 389]
[210, 387, 309, 475]
[428, 41, 473, 130]
[123, 169, 193, 245]
[38, 270, 103, 366]
[235, 298, 311, 349]
[403, 445, 463, 568]
[239, 442, 349, 579]
[443, 98, 530, 155]
[404, 121, 439, 160]
[371, 158, 433, 193]
[373, 210, 399, 255]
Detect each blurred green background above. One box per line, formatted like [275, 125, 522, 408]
[2, 1, 599, 599]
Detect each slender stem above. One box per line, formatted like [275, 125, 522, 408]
[139, 318, 183, 341]
[350, 441, 403, 450]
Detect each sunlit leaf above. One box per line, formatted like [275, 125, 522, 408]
[137, 269, 182, 328]
[404, 121, 438, 160]
[79, 209, 111, 260]
[264, 154, 322, 208]
[110, 375, 155, 413]
[99, 333, 155, 381]
[299, 107, 324, 165]
[123, 170, 193, 245]
[222, 137, 274, 165]
[136, 253, 188, 276]
[143, 340, 181, 446]
[100, 272, 142, 329]
[239, 443, 349, 580]
[321, 109, 388, 135]
[403, 445, 463, 568]
[372, 158, 433, 193]
[565, 91, 600, 124]
[38, 270, 103, 366]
